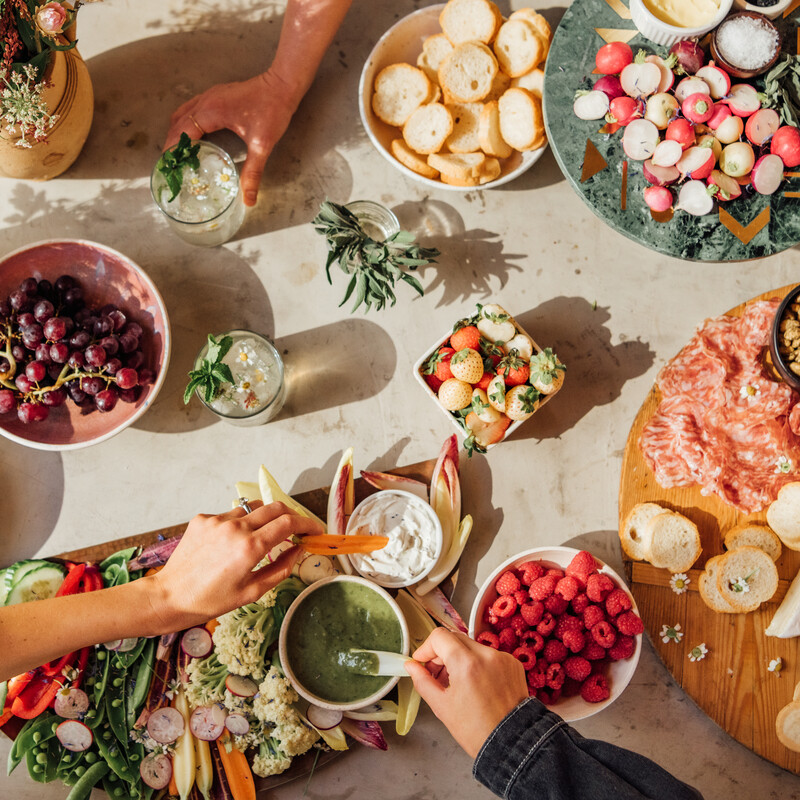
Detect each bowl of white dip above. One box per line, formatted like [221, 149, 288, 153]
[346, 490, 443, 588]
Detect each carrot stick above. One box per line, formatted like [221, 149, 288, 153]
[205, 618, 219, 636]
[215, 736, 255, 800]
[291, 534, 389, 555]
[168, 764, 179, 797]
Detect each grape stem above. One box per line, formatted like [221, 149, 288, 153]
[25, 366, 113, 399]
[0, 324, 18, 385]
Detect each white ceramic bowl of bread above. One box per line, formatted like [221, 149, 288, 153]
[358, 2, 549, 191]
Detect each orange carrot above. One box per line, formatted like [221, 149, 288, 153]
[291, 534, 389, 555]
[205, 618, 219, 636]
[168, 763, 179, 797]
[215, 736, 255, 800]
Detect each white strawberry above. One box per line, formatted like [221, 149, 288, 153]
[505, 385, 541, 421]
[471, 388, 501, 423]
[487, 374, 507, 413]
[449, 348, 484, 384]
[465, 411, 511, 451]
[476, 304, 516, 344]
[504, 333, 533, 361]
[438, 378, 473, 411]
[529, 348, 566, 395]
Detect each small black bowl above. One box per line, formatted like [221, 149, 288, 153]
[769, 284, 800, 391]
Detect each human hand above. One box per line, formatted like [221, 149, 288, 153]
[146, 501, 323, 632]
[164, 71, 299, 207]
[404, 628, 528, 758]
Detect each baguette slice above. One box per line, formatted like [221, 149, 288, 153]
[445, 102, 483, 153]
[766, 566, 800, 637]
[484, 68, 512, 102]
[619, 502, 665, 562]
[511, 67, 544, 99]
[439, 0, 500, 45]
[776, 700, 800, 753]
[403, 103, 454, 154]
[493, 18, 546, 78]
[417, 34, 454, 85]
[372, 64, 431, 127]
[498, 88, 545, 151]
[391, 138, 440, 179]
[439, 42, 498, 104]
[699, 555, 737, 614]
[766, 482, 800, 551]
[428, 152, 486, 185]
[509, 8, 552, 42]
[646, 510, 702, 572]
[724, 522, 782, 562]
[478, 156, 501, 184]
[715, 545, 778, 613]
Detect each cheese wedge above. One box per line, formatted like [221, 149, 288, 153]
[766, 566, 800, 638]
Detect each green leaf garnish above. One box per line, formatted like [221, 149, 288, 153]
[184, 334, 234, 404]
[157, 132, 201, 202]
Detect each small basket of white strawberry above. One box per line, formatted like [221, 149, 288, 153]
[414, 303, 565, 454]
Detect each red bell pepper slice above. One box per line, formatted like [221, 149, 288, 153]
[55, 563, 86, 597]
[11, 673, 60, 719]
[70, 647, 91, 691]
[5, 671, 35, 707]
[81, 565, 103, 592]
[42, 650, 77, 678]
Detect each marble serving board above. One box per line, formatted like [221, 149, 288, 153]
[543, 0, 800, 261]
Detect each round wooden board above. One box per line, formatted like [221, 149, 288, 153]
[619, 284, 800, 774]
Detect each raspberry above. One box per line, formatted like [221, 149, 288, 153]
[529, 574, 558, 601]
[566, 550, 597, 581]
[545, 568, 565, 580]
[491, 595, 517, 618]
[495, 570, 521, 596]
[498, 627, 518, 652]
[527, 661, 548, 689]
[514, 589, 529, 606]
[562, 678, 583, 697]
[544, 639, 568, 663]
[537, 687, 562, 705]
[545, 594, 568, 616]
[476, 631, 499, 649]
[555, 576, 580, 601]
[605, 588, 633, 617]
[571, 593, 590, 615]
[536, 611, 556, 637]
[490, 614, 513, 632]
[614, 611, 644, 636]
[546, 662, 565, 690]
[580, 641, 607, 661]
[562, 629, 585, 654]
[517, 561, 545, 586]
[555, 614, 583, 640]
[608, 634, 636, 661]
[520, 601, 544, 627]
[590, 620, 617, 649]
[519, 629, 545, 652]
[580, 673, 610, 703]
[582, 605, 606, 630]
[512, 645, 538, 670]
[563, 656, 592, 681]
[509, 613, 528, 636]
[586, 573, 615, 603]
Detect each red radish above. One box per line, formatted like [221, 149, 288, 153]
[714, 114, 744, 144]
[745, 109, 780, 146]
[225, 674, 258, 697]
[593, 75, 625, 100]
[147, 706, 185, 744]
[189, 704, 227, 741]
[140, 753, 172, 790]
[675, 180, 715, 215]
[674, 76, 710, 104]
[116, 638, 139, 653]
[771, 125, 800, 167]
[682, 93, 714, 124]
[751, 153, 785, 194]
[306, 704, 344, 730]
[677, 146, 716, 180]
[719, 141, 755, 176]
[56, 720, 93, 752]
[622, 118, 659, 160]
[696, 134, 722, 161]
[706, 104, 731, 130]
[573, 90, 609, 120]
[620, 61, 661, 98]
[645, 93, 679, 129]
[694, 64, 731, 99]
[707, 170, 742, 201]
[645, 55, 676, 93]
[666, 118, 695, 149]
[725, 84, 761, 117]
[670, 40, 705, 75]
[595, 41, 633, 74]
[224, 713, 251, 736]
[103, 639, 123, 651]
[644, 185, 673, 212]
[643, 159, 680, 185]
[297, 553, 336, 584]
[607, 96, 642, 125]
[181, 627, 212, 659]
[54, 688, 89, 720]
[652, 139, 683, 167]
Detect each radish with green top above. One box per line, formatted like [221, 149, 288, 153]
[622, 118, 659, 160]
[607, 96, 641, 126]
[643, 159, 679, 186]
[675, 180, 715, 216]
[669, 40, 705, 75]
[694, 64, 730, 99]
[696, 134, 722, 161]
[707, 170, 742, 201]
[720, 142, 755, 177]
[725, 84, 761, 117]
[751, 154, 785, 194]
[645, 92, 679, 129]
[676, 146, 716, 180]
[644, 186, 673, 212]
[666, 118, 695, 150]
[682, 93, 714, 124]
[674, 76, 710, 104]
[595, 41, 633, 74]
[573, 90, 609, 120]
[771, 125, 800, 167]
[745, 109, 780, 146]
[714, 114, 744, 144]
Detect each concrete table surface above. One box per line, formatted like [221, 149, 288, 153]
[0, 1, 798, 798]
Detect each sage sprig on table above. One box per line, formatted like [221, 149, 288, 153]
[183, 334, 234, 404]
[313, 200, 439, 313]
[157, 132, 201, 202]
[759, 54, 800, 127]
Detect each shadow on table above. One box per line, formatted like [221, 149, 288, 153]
[507, 297, 655, 441]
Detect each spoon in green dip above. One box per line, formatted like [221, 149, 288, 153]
[338, 648, 412, 677]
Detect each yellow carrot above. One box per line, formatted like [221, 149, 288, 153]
[172, 689, 196, 800]
[216, 734, 256, 800]
[194, 736, 214, 800]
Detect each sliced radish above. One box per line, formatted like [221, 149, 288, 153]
[696, 134, 722, 161]
[593, 75, 625, 100]
[644, 93, 679, 129]
[674, 76, 710, 104]
[298, 554, 336, 584]
[306, 704, 344, 730]
[140, 753, 172, 790]
[651, 139, 683, 167]
[726, 84, 761, 117]
[620, 62, 661, 99]
[56, 720, 93, 752]
[224, 713, 251, 736]
[225, 674, 258, 698]
[706, 103, 731, 131]
[181, 627, 212, 659]
[573, 90, 609, 120]
[676, 146, 716, 180]
[117, 638, 139, 653]
[190, 704, 227, 741]
[146, 706, 185, 744]
[694, 64, 730, 99]
[103, 639, 123, 651]
[665, 118, 695, 150]
[607, 96, 642, 126]
[643, 185, 673, 212]
[645, 55, 675, 93]
[771, 125, 800, 168]
[707, 170, 742, 201]
[642, 159, 679, 186]
[675, 180, 715, 216]
[622, 119, 659, 160]
[751, 154, 784, 194]
[714, 114, 744, 144]
[54, 688, 90, 720]
[745, 109, 780, 146]
[720, 142, 755, 177]
[682, 93, 713, 124]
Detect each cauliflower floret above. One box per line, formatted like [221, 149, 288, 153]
[251, 741, 292, 778]
[184, 652, 228, 708]
[222, 689, 253, 717]
[252, 669, 299, 720]
[273, 718, 318, 758]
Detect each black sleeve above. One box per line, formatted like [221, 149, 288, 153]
[473, 697, 704, 800]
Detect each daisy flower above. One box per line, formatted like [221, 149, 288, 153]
[215, 167, 235, 189]
[739, 384, 760, 401]
[768, 657, 783, 676]
[775, 456, 792, 474]
[236, 345, 257, 367]
[660, 623, 683, 644]
[669, 573, 690, 595]
[731, 576, 750, 594]
[688, 643, 708, 662]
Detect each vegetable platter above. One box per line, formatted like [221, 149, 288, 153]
[543, 0, 800, 261]
[619, 285, 800, 774]
[1, 441, 473, 798]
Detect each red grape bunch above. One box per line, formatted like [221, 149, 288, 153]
[0, 275, 155, 423]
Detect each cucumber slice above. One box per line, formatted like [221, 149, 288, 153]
[5, 564, 66, 606]
[0, 568, 9, 604]
[4, 559, 54, 592]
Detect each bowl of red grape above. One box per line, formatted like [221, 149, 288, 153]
[0, 240, 170, 450]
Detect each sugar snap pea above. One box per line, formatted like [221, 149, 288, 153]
[128, 638, 156, 726]
[93, 649, 111, 707]
[95, 723, 133, 782]
[8, 713, 59, 775]
[64, 760, 109, 800]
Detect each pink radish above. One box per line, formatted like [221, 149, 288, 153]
[670, 40, 705, 75]
[771, 125, 800, 167]
[666, 118, 695, 150]
[140, 753, 172, 790]
[696, 134, 722, 161]
[674, 76, 710, 104]
[643, 159, 680, 186]
[54, 688, 89, 720]
[56, 720, 93, 752]
[677, 146, 716, 180]
[574, 90, 609, 120]
[751, 153, 785, 194]
[682, 93, 714, 124]
[622, 118, 659, 160]
[644, 185, 673, 212]
[645, 55, 676, 92]
[694, 64, 731, 99]
[607, 96, 642, 125]
[307, 704, 344, 730]
[181, 627, 212, 659]
[224, 713, 251, 736]
[645, 93, 679, 129]
[726, 84, 761, 117]
[745, 109, 780, 146]
[190, 704, 227, 741]
[706, 104, 731, 130]
[675, 180, 715, 216]
[652, 139, 683, 167]
[620, 61, 662, 98]
[707, 170, 742, 201]
[719, 141, 755, 177]
[594, 75, 625, 100]
[714, 114, 744, 144]
[596, 41, 633, 74]
[225, 674, 258, 697]
[147, 706, 185, 744]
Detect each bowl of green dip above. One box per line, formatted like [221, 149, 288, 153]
[279, 575, 410, 711]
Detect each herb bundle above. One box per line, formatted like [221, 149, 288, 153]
[760, 54, 800, 127]
[156, 132, 201, 202]
[184, 334, 234, 404]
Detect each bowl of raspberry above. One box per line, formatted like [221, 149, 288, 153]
[468, 546, 642, 722]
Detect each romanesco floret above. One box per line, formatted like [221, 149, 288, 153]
[251, 739, 292, 778]
[184, 651, 229, 708]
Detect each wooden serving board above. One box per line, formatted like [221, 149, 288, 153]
[619, 285, 800, 774]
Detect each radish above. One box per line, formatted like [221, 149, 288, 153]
[117, 638, 139, 653]
[745, 109, 780, 146]
[622, 118, 659, 160]
[707, 170, 742, 201]
[696, 134, 722, 161]
[694, 64, 731, 100]
[140, 753, 172, 791]
[676, 146, 716, 180]
[771, 125, 800, 167]
[147, 706, 185, 744]
[643, 159, 680, 186]
[298, 553, 336, 584]
[675, 180, 715, 216]
[181, 627, 212, 659]
[593, 75, 625, 100]
[719, 141, 755, 177]
[306, 704, 344, 730]
[607, 96, 642, 126]
[573, 90, 609, 120]
[670, 40, 705, 75]
[706, 104, 731, 131]
[726, 84, 761, 117]
[682, 93, 714, 124]
[645, 93, 679, 129]
[674, 77, 710, 104]
[103, 639, 123, 651]
[666, 118, 695, 150]
[596, 41, 633, 74]
[652, 139, 683, 167]
[751, 154, 785, 194]
[644, 185, 673, 212]
[56, 720, 93, 752]
[54, 688, 89, 720]
[714, 114, 744, 144]
[224, 713, 251, 736]
[620, 61, 661, 99]
[189, 704, 227, 741]
[225, 674, 258, 697]
[645, 55, 676, 93]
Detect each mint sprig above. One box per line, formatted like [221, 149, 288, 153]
[157, 132, 201, 202]
[184, 334, 235, 404]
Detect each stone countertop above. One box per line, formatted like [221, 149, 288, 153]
[0, 1, 798, 798]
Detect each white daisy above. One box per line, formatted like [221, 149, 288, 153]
[669, 573, 690, 595]
[215, 167, 235, 189]
[775, 456, 793, 474]
[731, 576, 750, 594]
[660, 623, 683, 644]
[688, 643, 708, 662]
[768, 657, 783, 676]
[739, 384, 760, 400]
[236, 345, 257, 367]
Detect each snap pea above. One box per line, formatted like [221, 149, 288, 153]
[8, 713, 59, 775]
[95, 722, 135, 783]
[105, 668, 129, 748]
[64, 760, 109, 800]
[0, 679, 7, 710]
[42, 734, 62, 782]
[115, 635, 148, 670]
[25, 746, 47, 783]
[93, 649, 111, 707]
[127, 638, 156, 726]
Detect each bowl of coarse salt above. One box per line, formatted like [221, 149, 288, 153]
[710, 11, 782, 79]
